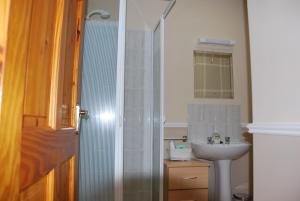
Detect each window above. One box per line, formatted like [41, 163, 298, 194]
[194, 51, 234, 99]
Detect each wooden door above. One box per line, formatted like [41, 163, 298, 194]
[0, 0, 85, 201]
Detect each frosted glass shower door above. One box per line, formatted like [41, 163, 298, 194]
[79, 21, 118, 201]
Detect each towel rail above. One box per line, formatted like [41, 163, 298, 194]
[164, 136, 187, 142]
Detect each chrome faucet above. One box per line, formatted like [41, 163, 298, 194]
[206, 120, 231, 144]
[207, 136, 213, 144]
[225, 136, 231, 144]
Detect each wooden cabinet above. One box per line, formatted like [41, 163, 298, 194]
[164, 160, 209, 201]
[168, 189, 208, 201]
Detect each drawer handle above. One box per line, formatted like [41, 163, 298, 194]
[180, 200, 196, 201]
[183, 176, 198, 180]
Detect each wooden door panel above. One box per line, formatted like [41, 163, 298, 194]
[21, 128, 78, 189]
[62, 0, 77, 128]
[21, 153, 75, 201]
[23, 116, 48, 127]
[0, 0, 85, 200]
[55, 157, 75, 201]
[0, 0, 34, 200]
[23, 0, 55, 119]
[21, 170, 55, 201]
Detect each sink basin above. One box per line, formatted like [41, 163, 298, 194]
[192, 142, 251, 201]
[191, 142, 250, 161]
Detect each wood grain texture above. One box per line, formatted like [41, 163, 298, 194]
[71, 0, 85, 127]
[168, 167, 209, 190]
[0, 0, 33, 200]
[1, 0, 84, 200]
[0, 45, 4, 96]
[168, 189, 208, 201]
[0, 0, 9, 45]
[54, 158, 75, 201]
[49, 0, 80, 129]
[48, 0, 66, 129]
[21, 170, 55, 201]
[0, 0, 9, 99]
[23, 0, 55, 118]
[23, 115, 47, 127]
[164, 161, 209, 201]
[60, 0, 85, 128]
[21, 127, 77, 201]
[21, 127, 78, 190]
[61, 0, 77, 128]
[68, 157, 75, 201]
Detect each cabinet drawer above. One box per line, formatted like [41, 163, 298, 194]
[168, 167, 208, 190]
[168, 189, 208, 201]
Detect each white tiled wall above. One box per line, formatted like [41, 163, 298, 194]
[188, 104, 241, 144]
[123, 30, 153, 201]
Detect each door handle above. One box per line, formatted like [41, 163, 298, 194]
[75, 105, 89, 134]
[80, 109, 89, 118]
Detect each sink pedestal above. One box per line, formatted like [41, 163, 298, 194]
[214, 160, 232, 201]
[191, 142, 250, 201]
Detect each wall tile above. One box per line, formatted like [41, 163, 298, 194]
[188, 104, 241, 143]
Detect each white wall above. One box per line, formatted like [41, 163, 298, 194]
[247, 0, 300, 200]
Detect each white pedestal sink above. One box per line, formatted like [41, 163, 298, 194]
[192, 142, 250, 201]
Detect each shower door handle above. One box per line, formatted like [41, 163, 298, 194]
[75, 105, 89, 134]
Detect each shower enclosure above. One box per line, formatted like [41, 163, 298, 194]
[78, 1, 176, 201]
[79, 20, 118, 201]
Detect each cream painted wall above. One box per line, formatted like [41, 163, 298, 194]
[163, 0, 252, 195]
[130, 0, 168, 29]
[164, 0, 250, 124]
[247, 0, 300, 200]
[248, 0, 300, 123]
[253, 135, 300, 201]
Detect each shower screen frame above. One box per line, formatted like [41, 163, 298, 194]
[114, 0, 176, 201]
[114, 0, 126, 201]
[153, 18, 165, 201]
[152, 1, 176, 200]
